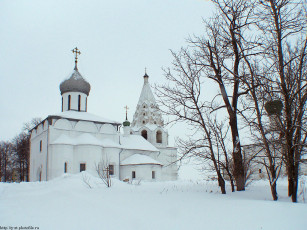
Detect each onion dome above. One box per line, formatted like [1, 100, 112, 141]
[123, 120, 131, 127]
[60, 69, 91, 96]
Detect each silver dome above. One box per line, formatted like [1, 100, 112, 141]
[60, 69, 91, 96]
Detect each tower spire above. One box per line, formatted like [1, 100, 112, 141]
[72, 47, 81, 70]
[124, 105, 129, 120]
[144, 68, 149, 84]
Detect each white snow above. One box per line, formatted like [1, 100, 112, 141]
[52, 133, 104, 146]
[0, 174, 306, 230]
[51, 134, 158, 152]
[136, 79, 156, 107]
[131, 123, 160, 131]
[51, 111, 120, 124]
[120, 135, 159, 152]
[121, 154, 163, 165]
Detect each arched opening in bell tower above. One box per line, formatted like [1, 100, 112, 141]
[156, 130, 162, 143]
[141, 130, 148, 140]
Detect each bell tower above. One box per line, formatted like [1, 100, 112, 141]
[131, 71, 168, 146]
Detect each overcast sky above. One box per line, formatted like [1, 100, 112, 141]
[0, 0, 214, 144]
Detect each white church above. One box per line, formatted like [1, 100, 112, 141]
[29, 48, 178, 182]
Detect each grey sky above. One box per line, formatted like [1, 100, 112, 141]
[0, 0, 214, 142]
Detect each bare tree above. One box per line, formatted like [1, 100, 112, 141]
[255, 0, 307, 202]
[156, 47, 235, 194]
[82, 172, 92, 189]
[187, 0, 258, 191]
[0, 141, 14, 182]
[96, 157, 112, 187]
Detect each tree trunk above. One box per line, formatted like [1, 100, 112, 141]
[291, 164, 299, 202]
[230, 117, 245, 191]
[270, 181, 278, 201]
[218, 172, 226, 194]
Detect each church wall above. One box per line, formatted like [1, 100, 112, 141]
[133, 127, 168, 148]
[49, 144, 74, 179]
[30, 122, 49, 182]
[120, 164, 162, 181]
[73, 145, 120, 177]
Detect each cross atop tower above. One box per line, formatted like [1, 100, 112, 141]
[124, 105, 129, 120]
[72, 47, 81, 70]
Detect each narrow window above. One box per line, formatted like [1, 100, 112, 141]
[86, 97, 88, 112]
[68, 95, 71, 110]
[78, 95, 81, 111]
[143, 121, 145, 124]
[156, 131, 162, 143]
[62, 97, 63, 112]
[39, 171, 42, 182]
[132, 171, 136, 179]
[152, 171, 155, 179]
[80, 163, 86, 172]
[259, 169, 262, 174]
[141, 130, 147, 140]
[109, 165, 114, 175]
[39, 140, 42, 152]
[143, 113, 145, 116]
[64, 162, 67, 173]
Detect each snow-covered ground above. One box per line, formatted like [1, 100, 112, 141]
[0, 173, 306, 230]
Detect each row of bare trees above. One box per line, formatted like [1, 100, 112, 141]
[156, 0, 306, 202]
[0, 118, 41, 182]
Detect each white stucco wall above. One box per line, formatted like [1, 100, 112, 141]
[30, 121, 49, 182]
[30, 115, 178, 182]
[62, 92, 87, 112]
[120, 164, 162, 181]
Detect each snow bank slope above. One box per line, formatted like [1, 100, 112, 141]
[0, 173, 306, 230]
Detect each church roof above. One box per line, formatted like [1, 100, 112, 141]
[131, 73, 164, 128]
[120, 135, 159, 152]
[52, 133, 104, 146]
[136, 73, 156, 106]
[60, 69, 91, 95]
[50, 133, 158, 152]
[120, 154, 163, 166]
[50, 111, 121, 125]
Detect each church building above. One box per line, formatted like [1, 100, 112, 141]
[29, 48, 178, 182]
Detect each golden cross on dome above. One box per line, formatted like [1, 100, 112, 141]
[72, 47, 81, 70]
[124, 105, 129, 120]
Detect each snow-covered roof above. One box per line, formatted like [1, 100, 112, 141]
[60, 69, 91, 96]
[49, 111, 120, 125]
[136, 74, 156, 106]
[131, 123, 161, 132]
[52, 133, 104, 146]
[120, 135, 159, 152]
[120, 154, 163, 166]
[51, 133, 158, 152]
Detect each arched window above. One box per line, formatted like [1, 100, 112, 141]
[68, 95, 71, 110]
[141, 130, 148, 140]
[64, 162, 67, 173]
[86, 97, 87, 112]
[156, 130, 162, 143]
[78, 95, 81, 111]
